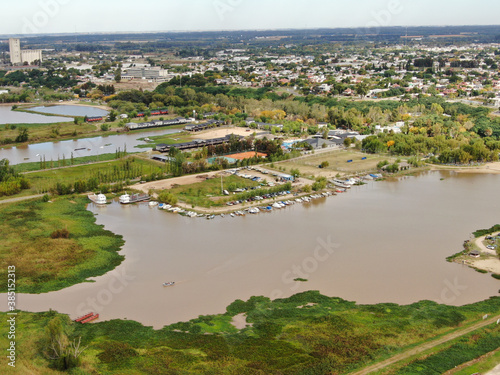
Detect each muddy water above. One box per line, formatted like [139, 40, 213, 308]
[11, 171, 500, 328]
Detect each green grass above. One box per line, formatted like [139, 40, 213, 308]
[0, 121, 97, 145]
[0, 196, 124, 293]
[12, 152, 132, 173]
[15, 156, 164, 196]
[272, 149, 394, 178]
[135, 131, 193, 148]
[1, 292, 499, 374]
[452, 349, 500, 374]
[393, 325, 500, 375]
[167, 175, 260, 207]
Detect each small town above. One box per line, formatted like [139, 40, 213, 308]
[1, 7, 500, 375]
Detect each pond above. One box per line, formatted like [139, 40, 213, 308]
[0, 105, 72, 124]
[28, 105, 109, 117]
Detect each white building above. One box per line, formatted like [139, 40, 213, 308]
[9, 38, 43, 65]
[9, 38, 21, 65]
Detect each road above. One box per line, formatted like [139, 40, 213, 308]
[0, 194, 44, 204]
[350, 315, 500, 375]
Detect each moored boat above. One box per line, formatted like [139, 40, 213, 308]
[119, 192, 150, 204]
[88, 193, 107, 205]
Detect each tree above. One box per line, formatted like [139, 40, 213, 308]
[42, 316, 86, 371]
[355, 82, 369, 98]
[290, 168, 301, 178]
[115, 67, 122, 83]
[108, 111, 117, 122]
[15, 127, 28, 143]
[157, 191, 178, 205]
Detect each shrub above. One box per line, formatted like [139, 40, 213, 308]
[158, 191, 178, 205]
[50, 229, 70, 239]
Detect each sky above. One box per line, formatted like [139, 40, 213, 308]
[1, 0, 500, 36]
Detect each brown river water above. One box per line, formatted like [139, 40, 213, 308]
[8, 171, 500, 328]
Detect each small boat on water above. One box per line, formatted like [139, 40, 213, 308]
[88, 193, 107, 205]
[149, 201, 158, 207]
[74, 147, 86, 151]
[163, 282, 175, 287]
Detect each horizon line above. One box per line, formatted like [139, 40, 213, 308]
[1, 24, 500, 39]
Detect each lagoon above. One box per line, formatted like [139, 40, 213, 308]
[0, 105, 72, 124]
[0, 127, 181, 165]
[9, 171, 500, 328]
[29, 105, 109, 117]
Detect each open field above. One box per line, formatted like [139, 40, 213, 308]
[194, 126, 267, 140]
[166, 174, 262, 207]
[271, 149, 397, 178]
[0, 197, 124, 293]
[12, 152, 129, 173]
[4, 155, 164, 197]
[136, 131, 193, 148]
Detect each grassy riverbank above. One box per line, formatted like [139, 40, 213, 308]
[0, 155, 165, 199]
[12, 152, 131, 173]
[1, 292, 499, 374]
[0, 196, 124, 293]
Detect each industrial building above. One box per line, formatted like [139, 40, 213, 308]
[9, 38, 43, 65]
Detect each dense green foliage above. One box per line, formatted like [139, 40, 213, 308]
[0, 197, 124, 293]
[0, 69, 79, 89]
[2, 292, 500, 374]
[396, 326, 500, 374]
[0, 158, 30, 196]
[473, 224, 500, 238]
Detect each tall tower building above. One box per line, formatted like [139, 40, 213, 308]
[8, 38, 42, 66]
[9, 38, 22, 65]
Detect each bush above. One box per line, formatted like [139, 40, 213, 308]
[312, 177, 327, 191]
[385, 163, 400, 173]
[158, 191, 178, 205]
[50, 229, 69, 239]
[377, 160, 389, 169]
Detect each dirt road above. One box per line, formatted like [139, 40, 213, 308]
[350, 315, 500, 375]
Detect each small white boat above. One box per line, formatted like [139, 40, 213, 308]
[163, 282, 175, 287]
[230, 213, 235, 217]
[149, 201, 158, 207]
[88, 193, 107, 205]
[119, 192, 130, 204]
